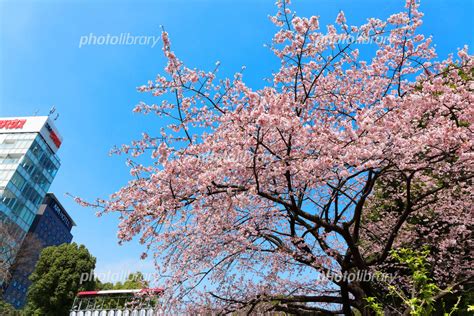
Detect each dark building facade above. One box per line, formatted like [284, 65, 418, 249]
[2, 193, 75, 308]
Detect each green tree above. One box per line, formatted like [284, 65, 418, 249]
[0, 299, 20, 315]
[24, 243, 96, 316]
[114, 272, 149, 290]
[95, 280, 114, 290]
[96, 272, 149, 290]
[366, 248, 468, 315]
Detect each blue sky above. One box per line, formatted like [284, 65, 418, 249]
[1, 0, 472, 284]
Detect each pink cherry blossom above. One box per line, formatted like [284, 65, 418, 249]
[78, 0, 473, 314]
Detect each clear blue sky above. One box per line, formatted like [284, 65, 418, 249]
[1, 0, 472, 283]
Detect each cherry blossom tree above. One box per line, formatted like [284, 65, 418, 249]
[0, 221, 43, 299]
[0, 220, 18, 285]
[78, 0, 473, 314]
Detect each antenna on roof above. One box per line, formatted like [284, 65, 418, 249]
[33, 109, 40, 116]
[54, 113, 59, 121]
[48, 106, 56, 116]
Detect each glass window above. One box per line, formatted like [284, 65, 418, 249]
[20, 156, 36, 175]
[21, 183, 41, 206]
[2, 189, 18, 210]
[0, 138, 16, 148]
[10, 172, 26, 191]
[0, 154, 22, 164]
[30, 140, 43, 159]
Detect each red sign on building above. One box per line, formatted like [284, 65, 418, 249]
[0, 119, 27, 129]
[45, 122, 62, 149]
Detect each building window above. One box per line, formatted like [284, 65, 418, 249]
[10, 172, 26, 191]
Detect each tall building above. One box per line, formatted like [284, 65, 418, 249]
[3, 193, 75, 308]
[0, 116, 62, 282]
